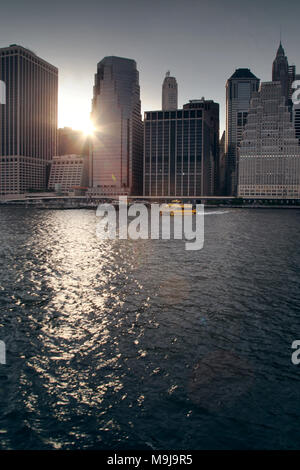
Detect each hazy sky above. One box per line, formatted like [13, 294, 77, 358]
[1, 0, 300, 133]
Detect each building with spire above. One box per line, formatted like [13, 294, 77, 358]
[272, 42, 289, 100]
[162, 71, 178, 111]
[238, 82, 300, 199]
[225, 68, 260, 195]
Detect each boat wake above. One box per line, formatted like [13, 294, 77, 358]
[201, 210, 231, 215]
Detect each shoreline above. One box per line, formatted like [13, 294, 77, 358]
[1, 202, 300, 210]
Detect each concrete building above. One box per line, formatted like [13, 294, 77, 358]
[0, 44, 58, 195]
[143, 98, 219, 197]
[162, 71, 178, 111]
[225, 68, 260, 195]
[238, 82, 300, 199]
[90, 56, 143, 196]
[48, 154, 89, 194]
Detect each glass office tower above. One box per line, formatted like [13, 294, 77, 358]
[90, 56, 143, 196]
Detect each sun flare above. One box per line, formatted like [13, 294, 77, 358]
[81, 120, 96, 136]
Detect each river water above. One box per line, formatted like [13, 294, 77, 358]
[0, 206, 299, 449]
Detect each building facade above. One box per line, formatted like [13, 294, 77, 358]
[90, 56, 143, 196]
[162, 71, 178, 111]
[238, 82, 300, 199]
[219, 130, 226, 195]
[225, 68, 260, 195]
[0, 44, 58, 195]
[143, 99, 219, 197]
[48, 154, 89, 193]
[292, 79, 300, 144]
[293, 99, 300, 145]
[288, 64, 296, 101]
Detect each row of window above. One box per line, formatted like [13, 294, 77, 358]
[145, 110, 203, 120]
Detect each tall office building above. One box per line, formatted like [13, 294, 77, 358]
[225, 68, 260, 195]
[162, 71, 178, 111]
[143, 98, 219, 197]
[0, 44, 58, 195]
[238, 82, 300, 199]
[90, 56, 143, 196]
[272, 42, 289, 101]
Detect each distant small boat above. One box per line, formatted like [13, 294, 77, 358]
[160, 201, 196, 216]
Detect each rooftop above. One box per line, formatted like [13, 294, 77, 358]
[229, 68, 259, 80]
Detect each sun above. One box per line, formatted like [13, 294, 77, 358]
[81, 120, 96, 136]
[58, 105, 96, 136]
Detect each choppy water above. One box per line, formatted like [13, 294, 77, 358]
[0, 206, 300, 450]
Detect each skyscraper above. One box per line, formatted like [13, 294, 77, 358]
[225, 68, 260, 195]
[272, 42, 289, 100]
[0, 44, 58, 195]
[238, 82, 300, 199]
[162, 71, 178, 111]
[143, 98, 219, 197]
[90, 56, 143, 196]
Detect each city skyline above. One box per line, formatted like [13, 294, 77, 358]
[0, 0, 300, 133]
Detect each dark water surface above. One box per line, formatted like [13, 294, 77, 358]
[0, 207, 300, 449]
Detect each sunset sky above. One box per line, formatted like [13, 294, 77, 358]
[1, 0, 300, 133]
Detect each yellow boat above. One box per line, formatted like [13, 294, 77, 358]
[160, 201, 196, 216]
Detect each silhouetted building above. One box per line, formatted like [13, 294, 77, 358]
[225, 68, 260, 195]
[0, 44, 58, 195]
[143, 98, 219, 197]
[272, 42, 289, 101]
[238, 82, 300, 199]
[90, 56, 143, 196]
[58, 127, 90, 156]
[162, 71, 178, 111]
